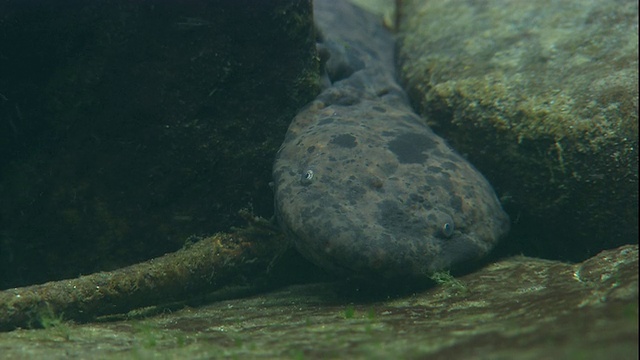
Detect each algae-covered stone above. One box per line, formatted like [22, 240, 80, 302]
[0, 0, 319, 289]
[0, 245, 635, 358]
[396, 0, 638, 261]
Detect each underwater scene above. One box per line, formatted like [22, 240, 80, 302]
[0, 0, 637, 358]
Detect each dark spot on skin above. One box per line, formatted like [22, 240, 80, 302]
[450, 196, 463, 212]
[376, 88, 390, 97]
[307, 146, 316, 154]
[300, 188, 323, 203]
[377, 199, 426, 237]
[378, 200, 406, 230]
[336, 93, 361, 106]
[441, 161, 458, 171]
[372, 106, 386, 113]
[440, 178, 454, 193]
[387, 133, 436, 164]
[318, 117, 334, 126]
[409, 193, 425, 204]
[368, 176, 384, 190]
[347, 185, 367, 204]
[419, 184, 433, 193]
[378, 162, 398, 175]
[330, 133, 358, 148]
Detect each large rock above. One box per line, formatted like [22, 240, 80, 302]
[0, 245, 635, 358]
[396, 0, 638, 261]
[0, 0, 319, 289]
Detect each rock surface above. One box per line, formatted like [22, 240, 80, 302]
[0, 0, 318, 289]
[0, 245, 635, 358]
[396, 0, 638, 261]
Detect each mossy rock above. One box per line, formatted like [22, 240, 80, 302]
[0, 245, 636, 358]
[396, 0, 638, 261]
[0, 0, 319, 288]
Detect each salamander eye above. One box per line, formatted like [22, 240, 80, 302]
[442, 221, 454, 238]
[300, 169, 314, 185]
[433, 212, 455, 238]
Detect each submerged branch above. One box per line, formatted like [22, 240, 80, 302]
[0, 230, 287, 331]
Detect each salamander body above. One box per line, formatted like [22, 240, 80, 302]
[273, 0, 510, 279]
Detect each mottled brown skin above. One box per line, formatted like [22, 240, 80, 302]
[273, 0, 509, 279]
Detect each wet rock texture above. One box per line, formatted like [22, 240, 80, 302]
[0, 245, 636, 359]
[396, 0, 638, 261]
[0, 0, 318, 289]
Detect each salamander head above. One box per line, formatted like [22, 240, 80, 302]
[273, 105, 510, 280]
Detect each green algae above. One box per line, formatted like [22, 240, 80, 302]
[429, 270, 469, 296]
[397, 0, 638, 262]
[0, 245, 636, 359]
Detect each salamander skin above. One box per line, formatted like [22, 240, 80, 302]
[272, 0, 510, 279]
